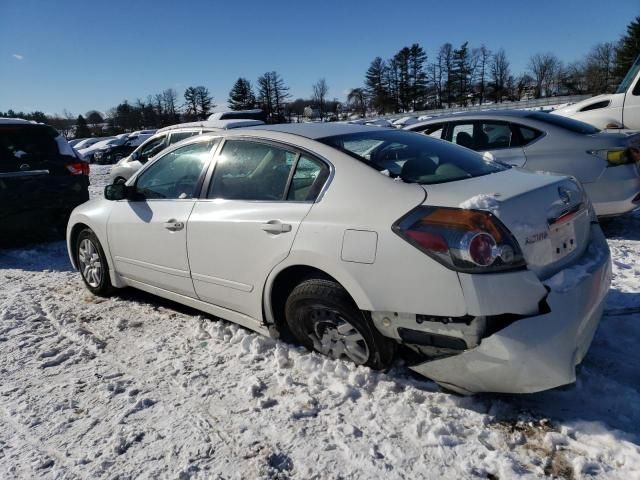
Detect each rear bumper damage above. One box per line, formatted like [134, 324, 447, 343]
[382, 225, 612, 394]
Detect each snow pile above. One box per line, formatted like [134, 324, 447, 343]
[544, 240, 609, 293]
[459, 193, 501, 215]
[0, 168, 639, 478]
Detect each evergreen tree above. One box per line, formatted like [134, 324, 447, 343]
[365, 57, 390, 113]
[183, 87, 199, 120]
[75, 115, 91, 138]
[228, 78, 256, 110]
[408, 43, 428, 110]
[452, 42, 473, 105]
[195, 86, 214, 118]
[615, 16, 640, 79]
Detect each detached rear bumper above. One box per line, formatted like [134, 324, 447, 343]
[409, 226, 612, 394]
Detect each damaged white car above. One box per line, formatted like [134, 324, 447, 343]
[66, 124, 612, 394]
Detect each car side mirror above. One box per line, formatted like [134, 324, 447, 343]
[104, 183, 129, 201]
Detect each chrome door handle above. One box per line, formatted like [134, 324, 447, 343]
[261, 220, 292, 234]
[164, 219, 184, 231]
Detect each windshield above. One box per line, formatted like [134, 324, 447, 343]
[318, 129, 506, 185]
[526, 112, 600, 134]
[615, 55, 640, 94]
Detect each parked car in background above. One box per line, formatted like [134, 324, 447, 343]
[108, 119, 264, 184]
[208, 109, 266, 122]
[73, 137, 109, 151]
[1, 119, 89, 243]
[68, 138, 87, 147]
[76, 135, 123, 162]
[553, 55, 640, 130]
[68, 123, 611, 394]
[406, 110, 640, 217]
[392, 116, 419, 128]
[93, 133, 153, 164]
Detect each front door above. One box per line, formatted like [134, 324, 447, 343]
[187, 139, 330, 320]
[107, 139, 214, 297]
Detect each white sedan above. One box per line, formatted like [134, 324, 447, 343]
[66, 124, 611, 394]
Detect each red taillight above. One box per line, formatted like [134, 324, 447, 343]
[66, 162, 90, 176]
[405, 230, 448, 253]
[466, 232, 497, 266]
[393, 206, 525, 274]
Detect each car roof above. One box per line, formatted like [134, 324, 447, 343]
[412, 109, 537, 124]
[246, 122, 391, 139]
[157, 119, 264, 133]
[0, 118, 40, 125]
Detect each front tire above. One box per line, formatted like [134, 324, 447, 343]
[76, 228, 114, 296]
[285, 279, 395, 369]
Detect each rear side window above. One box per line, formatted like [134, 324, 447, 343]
[450, 121, 514, 150]
[413, 123, 445, 139]
[0, 124, 61, 164]
[319, 129, 505, 185]
[287, 156, 329, 201]
[208, 140, 296, 201]
[513, 125, 543, 146]
[525, 112, 600, 134]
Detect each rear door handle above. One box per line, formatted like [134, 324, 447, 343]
[261, 220, 292, 234]
[164, 219, 184, 231]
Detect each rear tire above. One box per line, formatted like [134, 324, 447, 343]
[285, 279, 395, 369]
[76, 228, 114, 296]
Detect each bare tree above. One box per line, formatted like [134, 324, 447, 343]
[347, 88, 367, 117]
[475, 45, 491, 105]
[490, 49, 511, 103]
[585, 42, 617, 93]
[528, 53, 560, 98]
[312, 78, 329, 120]
[162, 88, 179, 124]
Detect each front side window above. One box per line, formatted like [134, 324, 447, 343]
[318, 129, 505, 185]
[208, 140, 296, 201]
[134, 140, 212, 200]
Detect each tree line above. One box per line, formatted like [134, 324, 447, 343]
[348, 16, 639, 114]
[1, 16, 638, 134]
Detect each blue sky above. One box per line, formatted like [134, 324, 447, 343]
[0, 0, 637, 116]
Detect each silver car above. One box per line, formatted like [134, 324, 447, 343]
[109, 119, 264, 184]
[406, 110, 640, 217]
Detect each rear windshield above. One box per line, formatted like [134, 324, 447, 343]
[0, 124, 62, 164]
[318, 129, 505, 185]
[525, 112, 600, 134]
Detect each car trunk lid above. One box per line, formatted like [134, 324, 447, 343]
[421, 169, 592, 278]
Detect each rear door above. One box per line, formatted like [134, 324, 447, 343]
[187, 138, 330, 319]
[107, 138, 215, 297]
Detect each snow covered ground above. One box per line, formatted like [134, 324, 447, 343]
[0, 165, 638, 479]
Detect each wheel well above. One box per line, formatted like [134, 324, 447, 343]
[69, 223, 91, 268]
[269, 265, 357, 339]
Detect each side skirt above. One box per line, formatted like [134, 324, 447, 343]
[122, 277, 271, 337]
